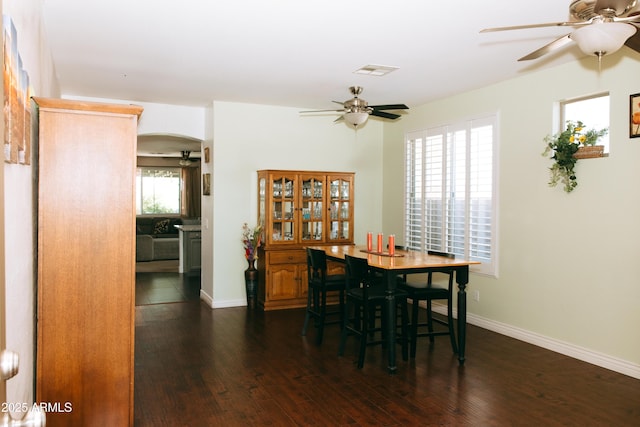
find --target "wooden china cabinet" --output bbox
[256,170,354,310]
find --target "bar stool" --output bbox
[398,250,458,358]
[338,254,408,368]
[301,247,346,345]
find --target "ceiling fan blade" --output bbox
[370,104,409,110]
[370,110,400,120]
[481,20,591,33]
[518,33,573,61]
[334,115,345,123]
[614,13,640,23]
[299,109,344,113]
[624,25,640,52]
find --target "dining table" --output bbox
[309,244,481,373]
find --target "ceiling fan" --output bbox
[480,0,640,61]
[300,86,409,128]
[179,151,198,166]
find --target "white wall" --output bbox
[3,0,59,410]
[203,101,384,306]
[383,49,640,376]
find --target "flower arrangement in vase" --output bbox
[242,223,262,264]
[542,120,608,193]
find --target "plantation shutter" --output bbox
[404,115,496,276]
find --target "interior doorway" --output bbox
[135,133,202,304]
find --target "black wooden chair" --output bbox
[301,247,346,345]
[398,250,458,358]
[338,254,408,368]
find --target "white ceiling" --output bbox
[137,134,202,158]
[41,1,637,115]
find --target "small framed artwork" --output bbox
[204,147,210,163]
[203,173,211,196]
[630,93,640,138]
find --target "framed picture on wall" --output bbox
[203,173,211,196]
[630,93,640,138]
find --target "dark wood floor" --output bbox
[133,277,640,426]
[135,271,200,305]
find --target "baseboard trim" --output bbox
[199,290,213,307]
[204,294,249,309]
[211,298,248,309]
[429,303,640,380]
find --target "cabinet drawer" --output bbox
[268,250,306,265]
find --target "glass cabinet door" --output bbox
[258,177,266,231]
[300,175,325,242]
[259,170,354,248]
[270,174,296,243]
[328,175,352,242]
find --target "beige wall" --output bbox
[383,49,640,376]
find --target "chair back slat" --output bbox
[307,247,328,281]
[344,255,371,291]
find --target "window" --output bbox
[561,93,610,152]
[136,167,182,215]
[404,114,498,276]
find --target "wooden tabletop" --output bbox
[308,245,480,271]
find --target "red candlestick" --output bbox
[389,235,395,255]
[367,232,372,252]
[377,233,383,253]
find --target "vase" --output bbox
[244,258,258,309]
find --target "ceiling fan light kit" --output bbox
[344,111,370,127]
[570,21,637,57]
[480,0,640,62]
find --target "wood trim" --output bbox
[32,97,143,119]
[257,169,355,175]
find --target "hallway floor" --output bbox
[135,272,200,306]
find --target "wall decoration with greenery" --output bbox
[542,120,608,193]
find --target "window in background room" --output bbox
[561,92,610,152]
[404,114,497,276]
[136,167,182,215]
